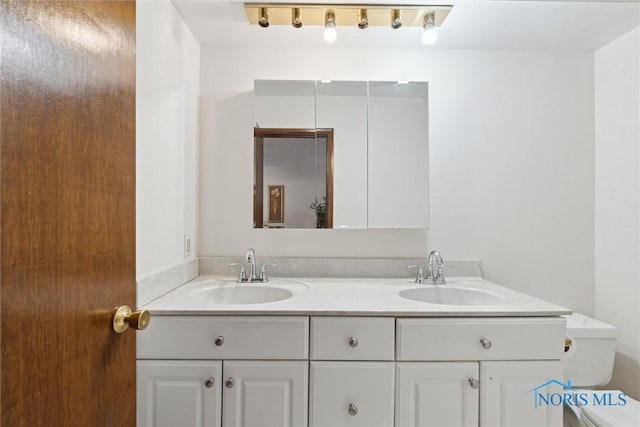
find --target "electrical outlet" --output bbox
[184,234,192,257]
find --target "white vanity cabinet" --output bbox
[480,361,563,426]
[137,316,309,427]
[137,314,566,427]
[396,317,566,427]
[396,362,479,427]
[309,317,396,427]
[309,317,395,427]
[222,361,308,427]
[310,361,395,427]
[137,360,222,427]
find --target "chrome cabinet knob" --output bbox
[205,377,215,388]
[480,338,492,349]
[225,377,235,388]
[348,337,359,348]
[468,378,479,389]
[348,403,358,416]
[214,336,224,346]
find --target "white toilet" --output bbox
[562,313,640,427]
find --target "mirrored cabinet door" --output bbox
[368,81,429,229]
[316,81,368,229]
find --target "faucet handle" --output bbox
[407,265,425,284]
[259,263,277,282]
[435,264,446,284]
[229,263,247,282]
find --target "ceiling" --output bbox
[171,0,640,50]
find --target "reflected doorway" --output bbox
[254,128,334,229]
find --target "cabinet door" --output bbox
[481,361,562,427]
[310,361,395,427]
[222,361,308,427]
[137,360,221,427]
[396,362,479,427]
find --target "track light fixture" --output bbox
[390,9,402,29]
[324,12,337,43]
[258,7,269,28]
[357,9,369,29]
[422,13,437,45]
[291,7,302,28]
[244,4,451,45]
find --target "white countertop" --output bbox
[142,275,571,317]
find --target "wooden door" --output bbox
[137,361,222,427]
[1,1,137,425]
[396,362,479,427]
[223,361,308,427]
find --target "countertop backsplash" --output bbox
[198,257,483,279]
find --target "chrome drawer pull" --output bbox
[468,378,479,389]
[349,337,359,348]
[348,403,358,416]
[205,377,215,388]
[480,338,492,349]
[225,377,235,388]
[214,336,224,346]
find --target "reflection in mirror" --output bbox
[254,128,333,228]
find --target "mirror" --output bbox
[368,81,429,228]
[254,80,428,229]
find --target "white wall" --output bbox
[594,27,640,399]
[262,137,319,228]
[200,46,594,313]
[136,0,199,279]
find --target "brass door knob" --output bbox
[113,305,151,334]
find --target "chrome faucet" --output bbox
[246,248,258,281]
[229,248,276,283]
[426,250,446,284]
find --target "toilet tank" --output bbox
[562,313,616,387]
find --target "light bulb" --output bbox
[422,14,437,45]
[422,27,438,45]
[324,13,336,43]
[324,26,337,43]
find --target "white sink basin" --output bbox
[399,286,506,306]
[189,280,306,305]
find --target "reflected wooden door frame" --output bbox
[254,128,333,229]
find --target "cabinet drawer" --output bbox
[137,316,309,359]
[311,317,394,360]
[396,317,566,361]
[310,361,395,427]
